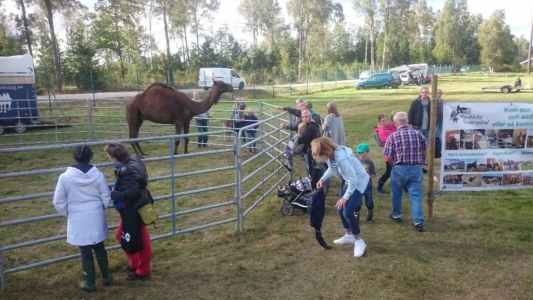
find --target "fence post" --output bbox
[87,99,94,141]
[259,102,265,195]
[289,74,292,96]
[335,68,337,88]
[272,70,275,97]
[136,69,140,93]
[170,138,177,234]
[90,67,95,102]
[321,69,323,91]
[253,72,256,98]
[45,66,52,110]
[306,70,309,94]
[235,131,244,231]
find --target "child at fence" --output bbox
[244,108,259,153]
[283,122,307,171]
[52,145,111,292]
[354,143,375,222]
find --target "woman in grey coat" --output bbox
[322,102,345,146]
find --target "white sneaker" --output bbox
[354,239,366,257]
[333,235,355,245]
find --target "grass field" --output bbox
[1,74,533,299]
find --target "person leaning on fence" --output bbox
[382,112,427,232]
[52,144,111,292]
[192,91,211,148]
[282,122,307,171]
[296,110,322,187]
[275,98,305,132]
[104,141,152,281]
[312,137,368,258]
[374,113,397,195]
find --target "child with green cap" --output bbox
[355,143,375,222]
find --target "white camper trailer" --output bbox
[198,68,246,90]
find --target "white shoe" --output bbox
[354,239,366,257]
[333,235,355,245]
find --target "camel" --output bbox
[126,80,233,157]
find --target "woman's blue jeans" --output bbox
[195,119,208,146]
[338,184,363,237]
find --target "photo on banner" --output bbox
[440,103,533,191]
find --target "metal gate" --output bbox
[0,102,293,290]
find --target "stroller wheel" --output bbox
[281,203,295,216]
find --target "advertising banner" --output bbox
[441,102,533,191]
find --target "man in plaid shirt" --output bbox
[382,112,427,232]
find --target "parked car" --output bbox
[399,74,412,85]
[460,66,470,73]
[359,70,374,80]
[198,67,246,90]
[355,73,401,90]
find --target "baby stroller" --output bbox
[276,177,313,216]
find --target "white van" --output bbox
[198,68,246,90]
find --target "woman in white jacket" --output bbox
[53,145,111,292]
[312,137,369,258]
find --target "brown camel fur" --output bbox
[126,80,233,157]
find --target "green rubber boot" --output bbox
[96,253,112,286]
[79,260,96,292]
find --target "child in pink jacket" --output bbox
[374,111,398,194]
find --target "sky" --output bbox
[2,0,532,51]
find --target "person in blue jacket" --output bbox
[312,137,369,258]
[244,108,259,153]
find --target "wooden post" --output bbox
[527,11,533,76]
[427,75,438,218]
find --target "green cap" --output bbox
[356,143,370,153]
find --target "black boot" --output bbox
[79,260,96,292]
[366,210,373,222]
[96,253,111,286]
[376,180,387,195]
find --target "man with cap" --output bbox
[354,143,375,222]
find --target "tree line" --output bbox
[0,0,529,92]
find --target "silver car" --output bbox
[359,70,373,80]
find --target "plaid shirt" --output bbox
[383,125,427,165]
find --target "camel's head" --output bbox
[211,80,233,101]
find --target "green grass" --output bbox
[1,74,533,299]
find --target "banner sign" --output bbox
[440,102,533,191]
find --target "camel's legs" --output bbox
[129,124,147,158]
[174,123,182,155]
[183,121,190,154]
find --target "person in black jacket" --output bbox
[104,141,152,281]
[276,101,321,131]
[297,110,322,188]
[408,87,431,143]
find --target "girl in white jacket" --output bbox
[53,145,111,292]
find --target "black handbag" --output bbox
[119,205,143,255]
